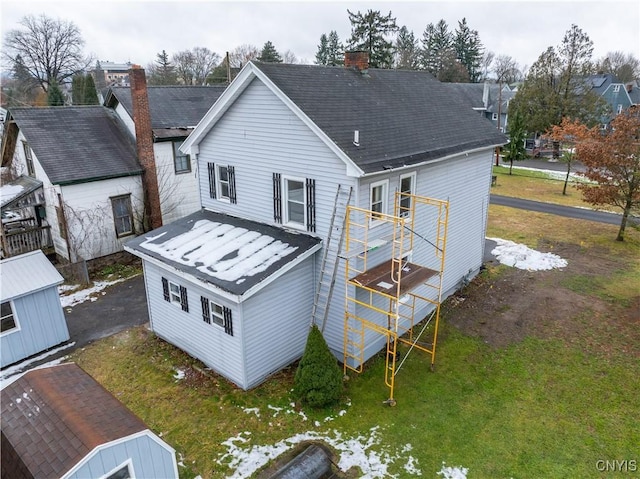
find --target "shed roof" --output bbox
[125,209,321,299]
[0,363,148,479]
[0,175,43,210]
[106,85,227,131]
[7,106,141,185]
[252,62,507,174]
[0,250,63,301]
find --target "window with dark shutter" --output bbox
[306,178,316,232]
[208,163,216,199]
[162,277,170,302]
[273,172,282,223]
[179,285,189,312]
[223,306,233,336]
[228,165,237,204]
[201,296,211,324]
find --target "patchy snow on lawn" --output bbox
[218,426,423,479]
[488,237,568,270]
[58,277,130,308]
[437,463,469,479]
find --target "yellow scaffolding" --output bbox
[342,191,449,406]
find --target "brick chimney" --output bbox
[344,51,369,72]
[129,65,162,231]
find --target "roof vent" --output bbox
[353,130,360,147]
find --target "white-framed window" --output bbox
[217,164,231,201]
[613,84,621,93]
[162,277,189,312]
[173,141,191,174]
[370,179,388,225]
[272,174,316,232]
[207,163,237,204]
[399,172,416,218]
[200,296,234,335]
[101,459,134,479]
[283,176,306,228]
[22,141,35,177]
[1,301,18,335]
[111,194,134,238]
[492,112,498,121]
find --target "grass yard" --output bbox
[69,208,639,478]
[68,174,639,478]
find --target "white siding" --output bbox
[197,78,357,240]
[142,261,246,388]
[114,103,135,136]
[60,177,144,261]
[242,255,316,389]
[152,141,200,223]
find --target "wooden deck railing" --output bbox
[1,220,53,258]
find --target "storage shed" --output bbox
[1,250,69,368]
[1,362,178,479]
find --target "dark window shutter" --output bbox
[223,306,233,336]
[228,165,237,204]
[180,285,189,312]
[162,277,170,302]
[273,173,282,223]
[306,178,316,232]
[208,163,216,199]
[201,296,211,324]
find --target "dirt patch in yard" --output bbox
[444,239,640,359]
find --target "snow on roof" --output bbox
[0,184,24,207]
[1,250,64,301]
[126,210,321,298]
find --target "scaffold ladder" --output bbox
[312,184,352,332]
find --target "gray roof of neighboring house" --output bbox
[8,106,141,185]
[1,363,149,479]
[106,85,227,130]
[253,62,508,174]
[0,250,63,301]
[125,209,322,298]
[586,73,620,95]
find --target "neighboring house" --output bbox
[449,81,515,133]
[0,106,144,262]
[586,73,640,128]
[126,53,507,391]
[0,250,68,368]
[1,362,178,479]
[0,175,51,258]
[92,60,133,88]
[104,81,226,224]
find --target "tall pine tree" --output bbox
[327,31,344,66]
[148,50,177,85]
[394,26,419,69]
[47,81,65,106]
[258,41,282,63]
[454,18,484,82]
[315,33,329,65]
[420,19,453,76]
[347,9,398,68]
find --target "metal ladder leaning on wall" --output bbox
[311,184,353,332]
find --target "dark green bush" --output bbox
[293,324,343,408]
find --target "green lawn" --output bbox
[68,174,639,479]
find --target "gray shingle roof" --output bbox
[9,106,141,185]
[1,363,148,479]
[125,209,321,298]
[107,85,226,130]
[254,62,507,174]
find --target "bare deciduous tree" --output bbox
[2,14,93,92]
[173,47,220,85]
[229,44,260,68]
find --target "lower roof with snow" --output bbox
[125,209,321,298]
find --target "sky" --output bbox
[1,0,639,74]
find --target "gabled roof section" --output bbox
[0,250,63,301]
[1,363,148,479]
[184,62,507,175]
[106,85,227,130]
[125,209,321,300]
[8,106,141,185]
